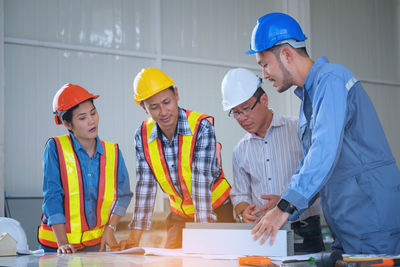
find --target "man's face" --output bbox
[231,93,270,137]
[142,87,179,133]
[256,50,293,93]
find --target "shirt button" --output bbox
[87,198,90,201]
[88,173,92,177]
[264,141,268,144]
[266,159,270,162]
[268,178,272,181]
[89,210,92,214]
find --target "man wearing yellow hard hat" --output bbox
[122,68,234,249]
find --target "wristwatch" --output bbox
[107,224,117,232]
[236,210,244,223]
[277,199,295,214]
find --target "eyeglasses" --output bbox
[228,94,262,119]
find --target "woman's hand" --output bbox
[99,225,120,252]
[57,243,76,254]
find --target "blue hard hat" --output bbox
[246,12,307,54]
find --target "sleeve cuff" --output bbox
[128,220,152,231]
[111,205,128,218]
[281,189,309,221]
[47,213,66,227]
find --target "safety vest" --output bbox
[38,135,118,249]
[141,109,231,218]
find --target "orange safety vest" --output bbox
[38,135,118,249]
[141,109,231,218]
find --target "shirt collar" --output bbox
[147,107,193,143]
[294,56,329,100]
[70,133,104,156]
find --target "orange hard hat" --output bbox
[52,83,99,125]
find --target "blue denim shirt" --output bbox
[42,133,133,228]
[281,57,400,253]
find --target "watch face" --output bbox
[278,199,289,210]
[278,199,294,214]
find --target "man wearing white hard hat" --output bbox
[221,68,324,253]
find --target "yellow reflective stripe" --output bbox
[82,227,104,242]
[38,227,101,245]
[180,135,192,195]
[180,111,203,196]
[187,111,202,133]
[38,228,57,243]
[58,136,82,235]
[146,119,175,195]
[211,180,230,203]
[182,204,195,214]
[169,196,194,215]
[169,196,182,210]
[100,141,117,225]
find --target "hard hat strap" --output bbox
[275,39,306,49]
[54,110,67,123]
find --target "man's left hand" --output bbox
[251,206,289,245]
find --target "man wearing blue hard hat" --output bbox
[247,12,400,254]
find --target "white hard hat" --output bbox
[221,68,262,111]
[0,217,30,254]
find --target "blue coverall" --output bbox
[281,57,400,254]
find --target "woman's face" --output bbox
[64,100,99,141]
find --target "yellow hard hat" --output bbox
[133,68,174,104]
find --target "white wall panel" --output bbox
[161,0,282,65]
[0,0,5,216]
[364,84,400,164]
[5,0,157,52]
[310,0,400,164]
[310,0,398,82]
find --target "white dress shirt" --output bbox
[230,111,322,221]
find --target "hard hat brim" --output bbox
[245,49,257,55]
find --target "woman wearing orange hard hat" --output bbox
[38,83,133,253]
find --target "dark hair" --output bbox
[62,99,94,123]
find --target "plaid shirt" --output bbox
[129,108,221,230]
